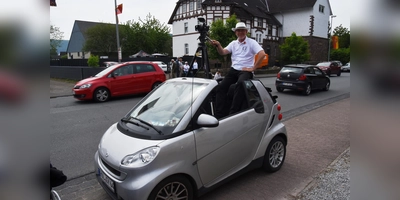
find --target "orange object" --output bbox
[332,36,339,49]
[254,54,269,68]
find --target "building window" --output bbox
[214,16,222,22]
[197,0,202,9]
[215,0,221,3]
[268,25,272,35]
[319,5,325,13]
[189,1,194,11]
[182,3,187,13]
[77,52,80,57]
[184,22,188,33]
[185,43,189,55]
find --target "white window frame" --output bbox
[184,22,188,33]
[189,1,194,11]
[185,43,189,55]
[197,0,202,9]
[182,3,187,13]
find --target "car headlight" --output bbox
[79,83,92,89]
[121,146,160,167]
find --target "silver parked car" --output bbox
[94,77,288,200]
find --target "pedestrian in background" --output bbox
[183,62,190,77]
[170,59,177,78]
[192,60,198,77]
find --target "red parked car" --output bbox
[73,61,166,102]
[316,61,341,76]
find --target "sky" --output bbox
[48,0,351,40]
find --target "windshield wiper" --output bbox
[123,116,163,135]
[121,117,149,131]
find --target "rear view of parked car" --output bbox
[73,61,166,102]
[152,61,168,73]
[316,61,341,76]
[275,64,330,95]
[341,62,350,72]
[94,78,287,200]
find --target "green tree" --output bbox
[330,48,350,64]
[123,14,171,55]
[50,25,64,57]
[82,24,125,55]
[207,15,238,68]
[87,55,99,67]
[280,32,310,64]
[333,24,350,49]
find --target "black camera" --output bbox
[195,18,209,33]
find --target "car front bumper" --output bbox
[72,89,92,100]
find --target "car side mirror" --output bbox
[197,114,219,128]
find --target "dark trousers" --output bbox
[215,68,253,118]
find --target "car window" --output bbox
[280,67,303,73]
[304,67,315,74]
[112,65,133,77]
[313,67,323,75]
[134,64,156,74]
[243,80,264,113]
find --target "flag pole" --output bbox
[114,0,122,63]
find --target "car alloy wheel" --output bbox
[303,84,311,96]
[262,137,286,173]
[149,175,193,200]
[94,87,110,102]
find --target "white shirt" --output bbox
[214,72,222,80]
[193,62,198,69]
[183,64,189,72]
[225,37,263,70]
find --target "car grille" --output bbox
[100,157,121,177]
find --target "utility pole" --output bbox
[114,0,122,63]
[328,15,336,61]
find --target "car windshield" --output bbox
[281,67,303,73]
[317,62,330,66]
[127,81,208,133]
[94,64,121,77]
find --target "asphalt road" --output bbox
[50,73,350,199]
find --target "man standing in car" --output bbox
[210,22,266,118]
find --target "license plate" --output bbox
[99,168,115,193]
[282,83,292,86]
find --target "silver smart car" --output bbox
[94,77,287,200]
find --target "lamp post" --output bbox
[328,15,336,61]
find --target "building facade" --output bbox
[168,0,333,65]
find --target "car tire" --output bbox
[323,80,330,91]
[93,87,110,102]
[262,136,286,173]
[148,175,193,200]
[152,82,162,90]
[276,87,284,92]
[302,84,311,96]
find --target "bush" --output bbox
[330,48,350,64]
[87,55,99,67]
[60,54,68,59]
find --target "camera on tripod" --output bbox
[195,18,209,33]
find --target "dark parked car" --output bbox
[275,64,330,95]
[316,61,341,76]
[73,61,166,102]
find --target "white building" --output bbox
[168,0,334,64]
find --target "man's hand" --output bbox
[210,40,220,48]
[242,67,255,72]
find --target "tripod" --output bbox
[187,19,212,79]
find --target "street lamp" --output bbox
[328,15,336,61]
